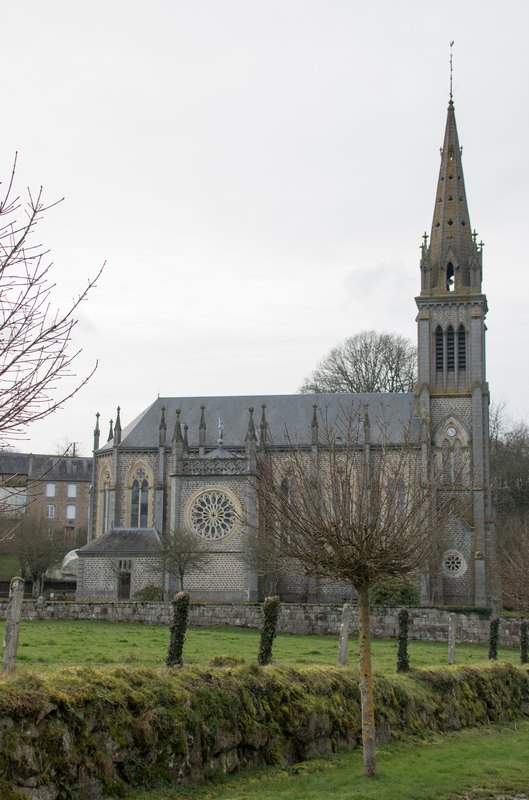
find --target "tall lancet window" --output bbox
[446,325,455,371]
[457,324,467,370]
[131,468,149,527]
[446,262,455,292]
[435,326,444,372]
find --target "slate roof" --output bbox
[99,393,419,451]
[0,453,92,482]
[78,528,161,557]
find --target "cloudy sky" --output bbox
[2,0,528,454]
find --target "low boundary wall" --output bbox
[0,599,523,647]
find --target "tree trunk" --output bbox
[357,586,376,777]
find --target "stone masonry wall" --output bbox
[0,600,523,647]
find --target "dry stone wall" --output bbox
[0,600,523,647]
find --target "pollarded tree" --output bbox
[0,156,103,447]
[299,330,416,394]
[252,409,462,777]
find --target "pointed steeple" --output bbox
[311,404,319,446]
[107,419,114,442]
[245,406,257,444]
[93,412,100,451]
[421,99,482,295]
[159,406,167,447]
[172,408,183,444]
[113,406,122,446]
[199,405,206,457]
[259,405,268,451]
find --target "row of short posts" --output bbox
[3,590,529,672]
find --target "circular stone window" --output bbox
[189,490,237,540]
[442,549,467,578]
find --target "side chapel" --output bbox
[76,95,496,608]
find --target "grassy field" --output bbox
[1,620,527,799]
[129,722,529,800]
[0,618,521,673]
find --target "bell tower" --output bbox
[416,96,496,608]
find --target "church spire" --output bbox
[421,99,482,295]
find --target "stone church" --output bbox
[77,96,495,608]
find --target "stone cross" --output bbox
[2,576,25,674]
[337,602,353,666]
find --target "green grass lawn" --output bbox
[0,619,521,674]
[129,722,529,800]
[1,620,527,799]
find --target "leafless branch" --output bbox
[0,156,103,447]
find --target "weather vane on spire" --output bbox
[449,40,455,100]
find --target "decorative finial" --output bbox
[449,40,455,101]
[218,417,224,447]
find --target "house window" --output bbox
[46,504,56,519]
[66,504,76,520]
[46,483,56,498]
[67,484,77,498]
[131,469,148,528]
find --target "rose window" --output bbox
[190,491,236,539]
[442,550,467,577]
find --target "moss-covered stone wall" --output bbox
[1,662,529,799]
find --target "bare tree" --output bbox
[299,330,416,394]
[251,409,462,777]
[11,517,65,597]
[0,156,103,447]
[241,528,284,597]
[501,515,529,613]
[489,405,529,597]
[160,528,209,592]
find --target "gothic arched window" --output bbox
[446,261,455,291]
[435,326,444,372]
[131,468,149,527]
[446,325,455,371]
[457,324,466,370]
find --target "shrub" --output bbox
[397,608,409,672]
[133,584,164,601]
[371,578,420,606]
[258,595,281,665]
[166,591,190,667]
[489,617,500,661]
[521,621,528,665]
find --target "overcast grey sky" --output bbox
[3,0,528,454]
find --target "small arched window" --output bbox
[435,326,444,372]
[457,324,466,370]
[446,325,455,371]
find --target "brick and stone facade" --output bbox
[0,452,92,550]
[78,97,496,608]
